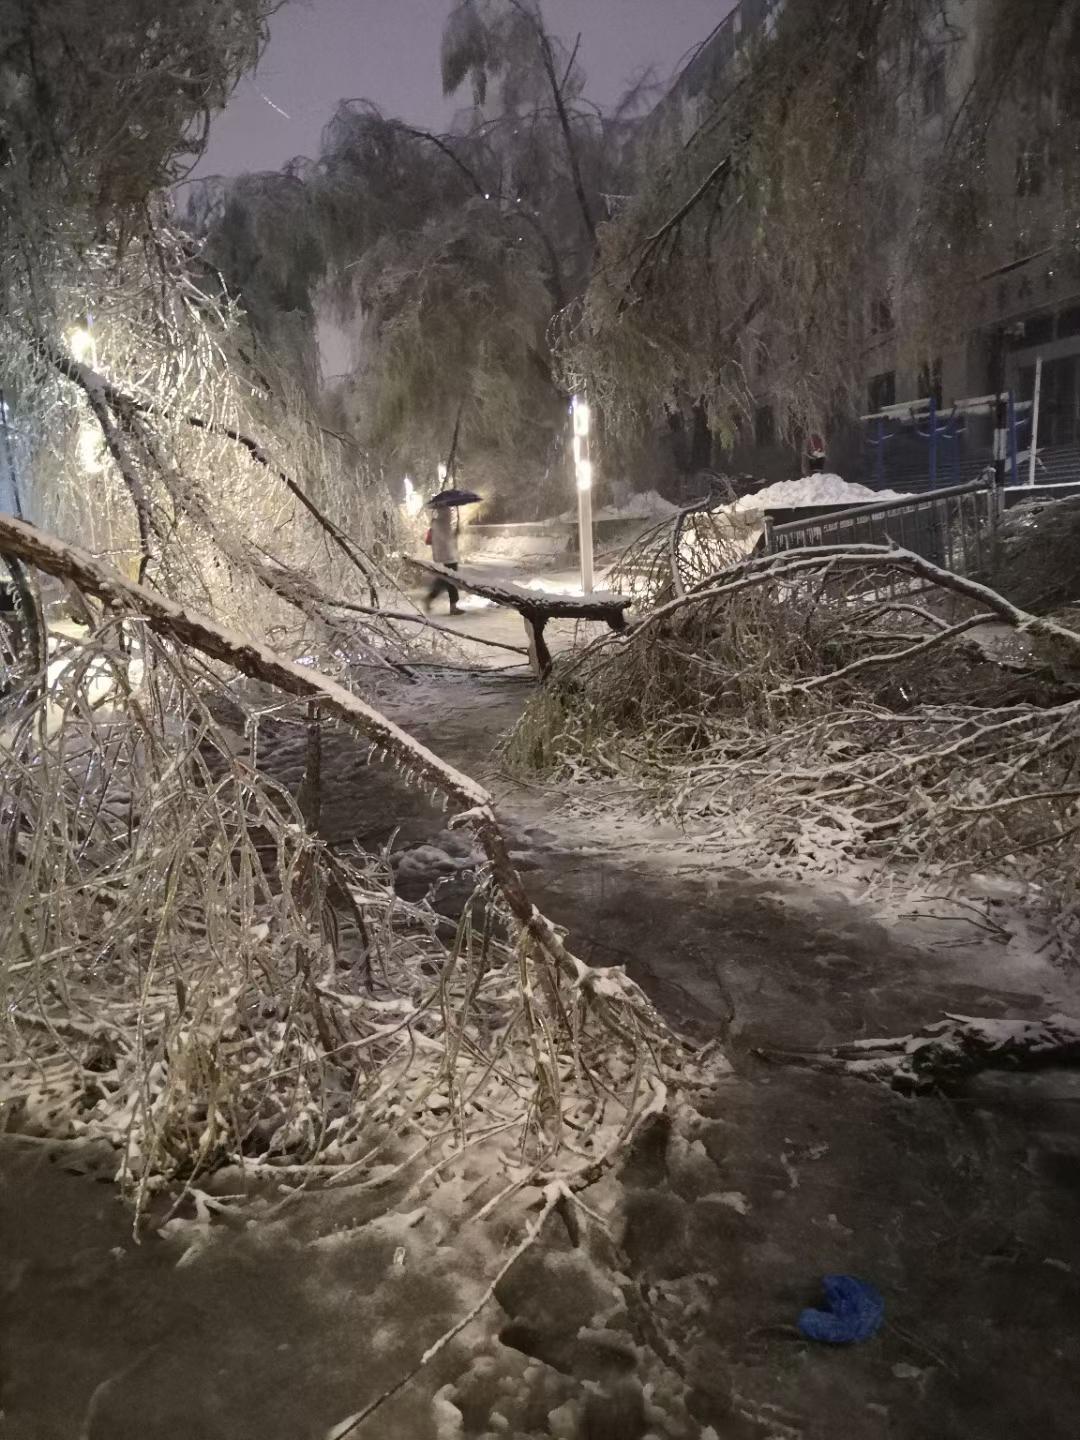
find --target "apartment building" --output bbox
[858,1,1080,490]
[647,0,1080,491]
[644,0,784,153]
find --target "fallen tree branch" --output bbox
[247,559,415,676]
[47,348,157,582]
[46,340,416,676]
[617,544,1080,680]
[508,529,1080,897]
[44,341,382,606]
[0,514,484,797]
[325,598,527,656]
[759,1013,1080,1093]
[253,558,528,657]
[0,513,661,1034]
[180,412,382,606]
[778,611,998,695]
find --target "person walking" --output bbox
[424,505,463,615]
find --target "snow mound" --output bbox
[593,488,679,522]
[735,474,911,512]
[556,489,678,524]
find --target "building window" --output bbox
[923,51,946,117]
[1015,312,1055,348]
[1032,355,1080,447]
[868,371,896,413]
[870,295,894,335]
[918,358,944,410]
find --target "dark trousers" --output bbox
[427,563,459,608]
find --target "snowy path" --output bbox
[7,660,1080,1439]
[362,671,1080,1438]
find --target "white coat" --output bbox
[429,507,459,565]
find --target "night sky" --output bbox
[196,0,735,178]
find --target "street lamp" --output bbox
[71,319,103,472]
[76,423,104,475]
[69,324,97,369]
[571,394,594,594]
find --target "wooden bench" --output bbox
[412,560,632,679]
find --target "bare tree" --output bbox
[193,5,643,515]
[0,0,402,644]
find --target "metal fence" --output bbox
[763,478,1001,576]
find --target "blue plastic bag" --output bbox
[798,1274,884,1344]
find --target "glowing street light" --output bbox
[68,324,97,369]
[571,394,594,594]
[76,422,104,475]
[71,319,102,473]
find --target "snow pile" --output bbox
[557,489,679,524]
[593,488,679,522]
[463,529,572,564]
[735,474,911,512]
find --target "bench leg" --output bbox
[524,614,553,680]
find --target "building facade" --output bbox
[646,0,1080,493]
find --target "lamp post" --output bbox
[572,395,594,594]
[70,320,104,475]
[69,321,98,370]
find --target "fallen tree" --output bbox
[506,543,1080,930]
[983,493,1080,619]
[0,512,642,1005]
[0,512,691,1230]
